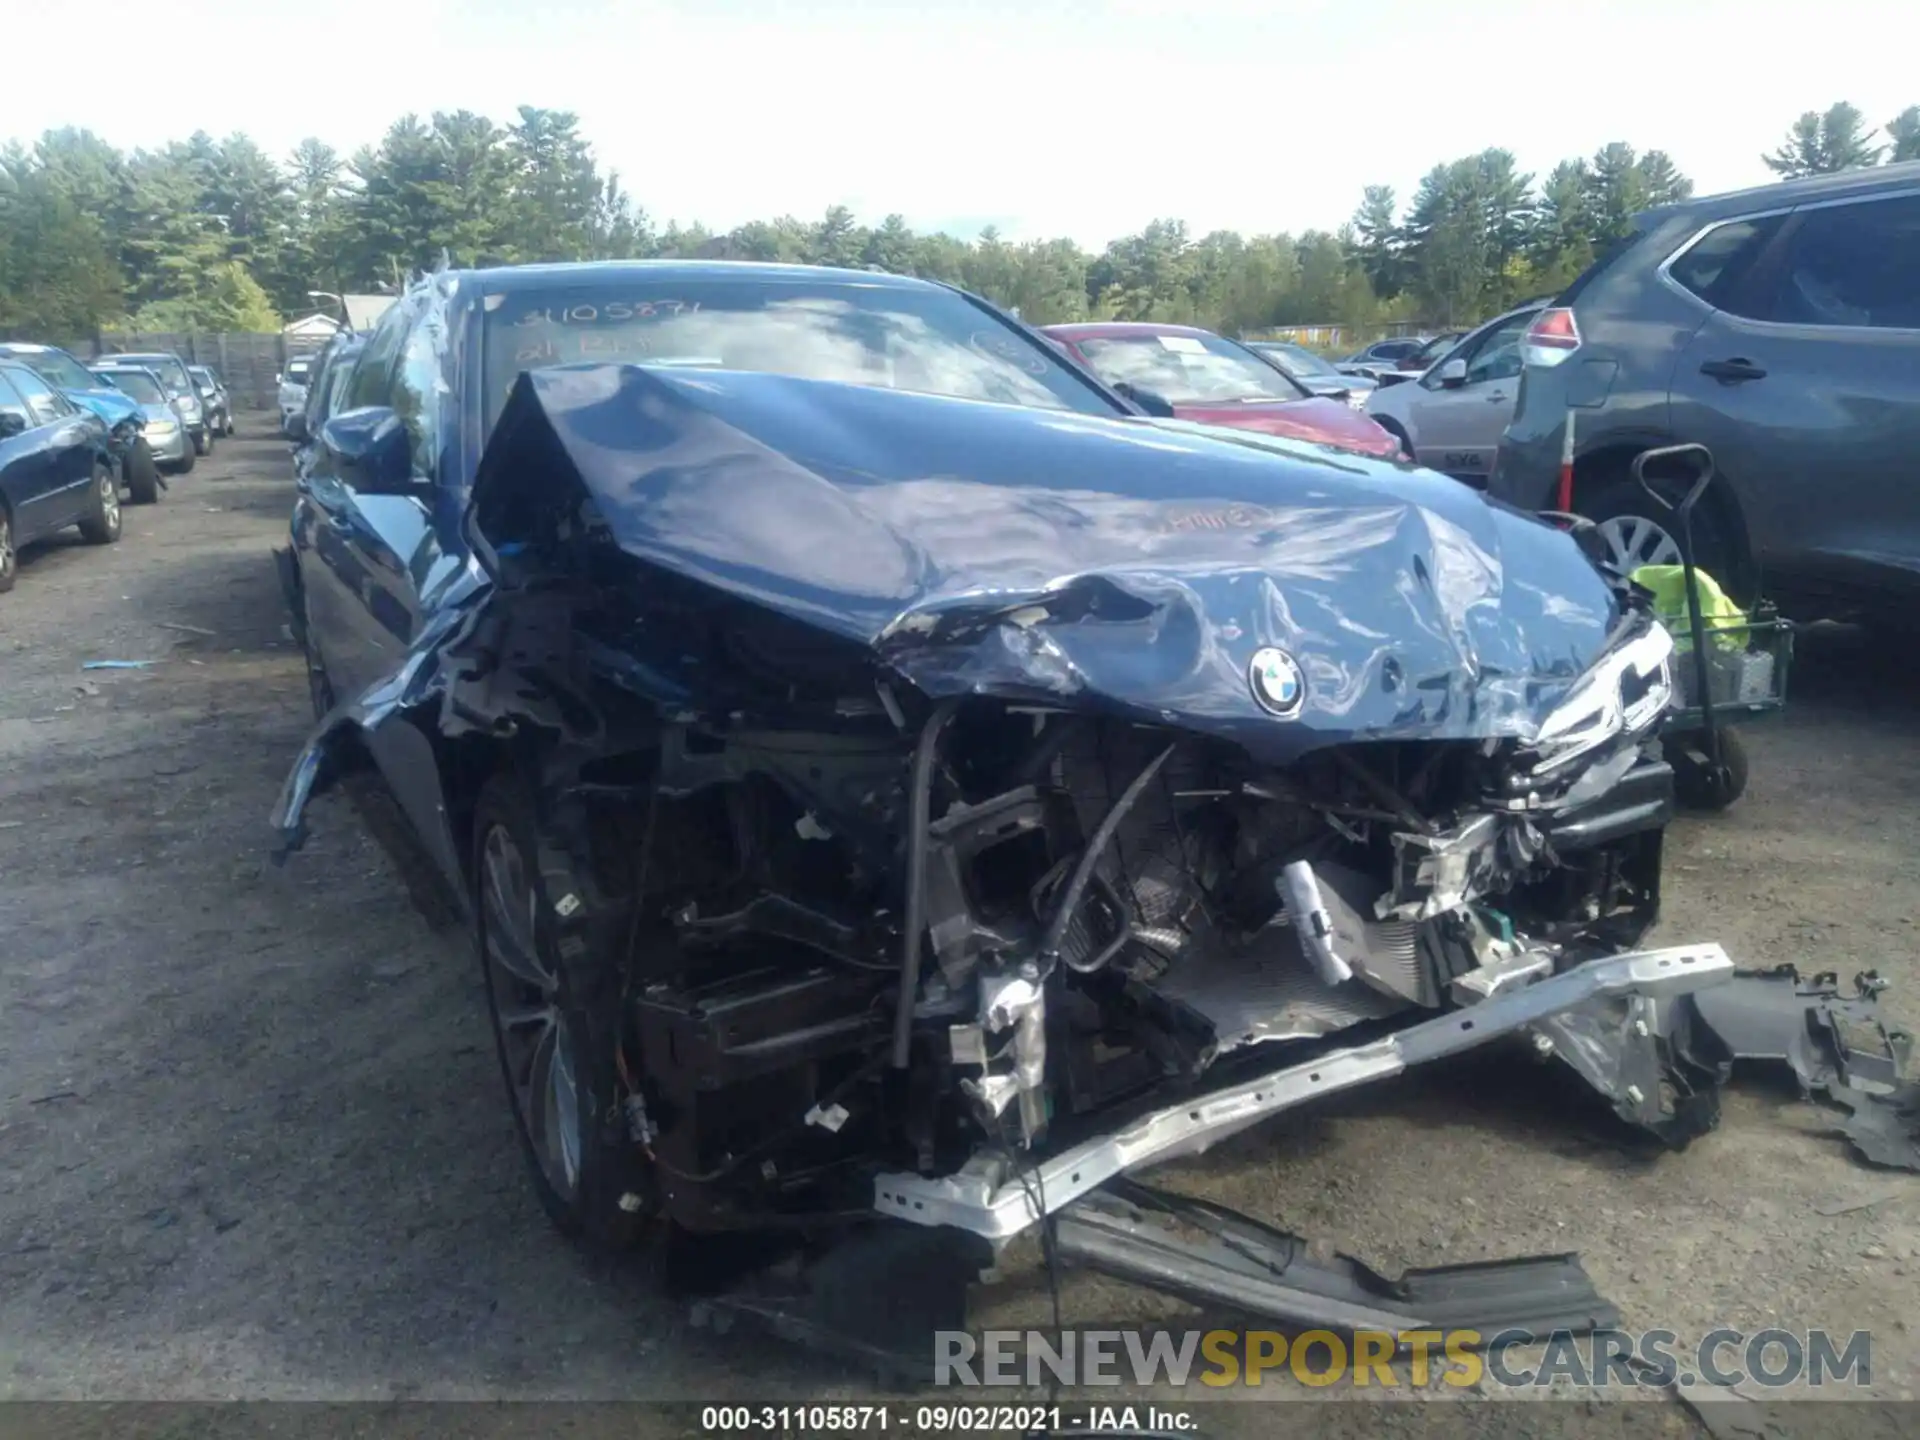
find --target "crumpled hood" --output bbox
[67,385,141,429]
[472,364,1623,765]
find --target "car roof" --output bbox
[0,342,58,354]
[448,258,938,297]
[1041,321,1220,341]
[114,351,185,362]
[1642,159,1920,226]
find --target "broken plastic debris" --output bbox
[805,1103,851,1133]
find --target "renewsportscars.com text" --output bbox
[934,1327,1872,1390]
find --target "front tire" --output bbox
[473,774,653,1250]
[164,446,196,476]
[77,462,123,545]
[193,427,213,457]
[0,507,16,594]
[125,439,162,504]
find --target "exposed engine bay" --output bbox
[588,616,1688,1238]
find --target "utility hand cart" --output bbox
[1546,442,1792,810]
[1629,443,1792,809]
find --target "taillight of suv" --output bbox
[1521,308,1581,368]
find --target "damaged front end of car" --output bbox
[272,364,1910,1362]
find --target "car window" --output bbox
[1072,334,1306,405]
[12,347,100,392]
[1260,344,1335,378]
[1746,194,1920,330]
[347,305,410,412]
[1666,215,1786,311]
[7,367,70,425]
[1462,312,1536,385]
[0,372,30,429]
[125,357,193,396]
[390,311,446,479]
[482,279,1120,431]
[100,370,166,406]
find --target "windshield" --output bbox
[189,366,216,386]
[285,360,314,384]
[120,356,192,395]
[1073,334,1307,405]
[481,280,1115,431]
[8,347,100,392]
[1257,343,1336,378]
[98,370,166,405]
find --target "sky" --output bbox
[5,0,1914,249]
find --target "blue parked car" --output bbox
[0,342,163,503]
[0,358,122,594]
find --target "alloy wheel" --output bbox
[0,512,14,583]
[1594,513,1680,573]
[100,471,122,529]
[480,823,583,1200]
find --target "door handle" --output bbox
[1486,391,1509,403]
[1700,358,1767,383]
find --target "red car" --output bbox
[1042,321,1402,459]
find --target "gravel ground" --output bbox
[2,433,1916,1434]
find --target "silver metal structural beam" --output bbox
[872,944,1734,1239]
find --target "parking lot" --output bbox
[3,430,1919,1416]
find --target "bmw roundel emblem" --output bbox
[1248,647,1306,718]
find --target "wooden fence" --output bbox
[56,331,332,412]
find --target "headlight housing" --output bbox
[1526,621,1674,778]
[174,395,201,418]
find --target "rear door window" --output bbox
[1743,193,1920,329]
[1665,215,1787,311]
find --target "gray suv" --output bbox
[1490,162,1920,614]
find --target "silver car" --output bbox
[91,365,194,472]
[278,356,317,436]
[1243,341,1376,404]
[1362,302,1547,481]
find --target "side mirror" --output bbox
[1432,358,1469,389]
[0,412,26,439]
[286,411,310,445]
[319,406,417,495]
[1114,380,1178,418]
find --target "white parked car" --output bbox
[1362,302,1547,482]
[277,356,318,437]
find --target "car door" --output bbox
[3,368,94,530]
[1670,188,1920,604]
[300,294,464,703]
[298,303,413,701]
[0,371,58,544]
[1400,310,1536,479]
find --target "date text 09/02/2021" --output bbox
[699,1405,1195,1433]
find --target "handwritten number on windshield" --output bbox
[511,300,701,327]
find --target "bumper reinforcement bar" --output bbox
[873,943,1735,1239]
